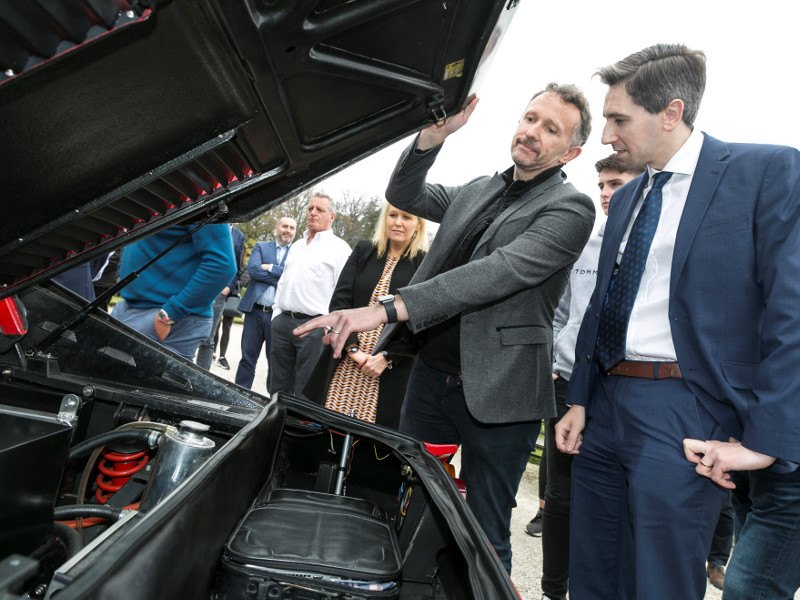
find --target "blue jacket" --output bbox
[237,240,289,313]
[567,135,800,465]
[119,223,236,319]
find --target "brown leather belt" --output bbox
[607,360,682,379]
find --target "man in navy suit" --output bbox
[234,216,296,390]
[555,44,800,599]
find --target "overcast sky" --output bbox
[322,0,799,215]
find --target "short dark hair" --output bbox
[531,82,592,147]
[594,154,645,176]
[596,43,706,126]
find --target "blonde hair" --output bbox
[372,202,429,259]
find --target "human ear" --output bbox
[662,99,685,132]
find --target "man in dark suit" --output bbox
[234,216,296,390]
[297,83,596,571]
[555,43,800,599]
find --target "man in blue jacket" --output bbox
[112,224,236,361]
[556,43,800,599]
[235,216,297,391]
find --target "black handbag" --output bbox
[222,295,242,318]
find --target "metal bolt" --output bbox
[82,385,94,397]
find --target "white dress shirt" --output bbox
[617,128,705,361]
[273,228,351,317]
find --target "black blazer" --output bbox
[305,240,425,428]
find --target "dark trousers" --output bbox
[218,314,234,357]
[538,444,547,501]
[569,375,728,600]
[729,470,752,539]
[707,493,734,567]
[399,358,539,573]
[541,376,573,600]
[268,312,325,399]
[196,293,225,369]
[234,309,274,390]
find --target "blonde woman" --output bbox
[307,203,428,428]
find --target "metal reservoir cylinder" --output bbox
[139,420,215,511]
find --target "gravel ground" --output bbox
[209,321,793,600]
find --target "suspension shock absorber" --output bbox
[95,442,150,504]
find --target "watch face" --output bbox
[378,294,394,304]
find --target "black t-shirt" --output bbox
[420,165,562,374]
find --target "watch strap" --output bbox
[382,299,398,324]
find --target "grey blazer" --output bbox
[385,140,595,424]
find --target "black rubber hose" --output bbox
[53,521,83,557]
[67,429,160,462]
[53,505,123,522]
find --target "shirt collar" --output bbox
[499,164,562,189]
[648,128,704,180]
[302,228,335,242]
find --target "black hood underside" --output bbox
[0,0,515,299]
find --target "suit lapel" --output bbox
[412,175,505,283]
[473,170,563,256]
[670,135,729,297]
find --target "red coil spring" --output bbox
[95,449,149,504]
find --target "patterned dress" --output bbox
[324,255,399,422]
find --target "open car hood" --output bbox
[0,0,515,299]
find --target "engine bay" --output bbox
[0,284,515,600]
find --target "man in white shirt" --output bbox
[269,193,351,398]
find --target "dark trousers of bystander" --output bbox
[268,312,325,399]
[541,376,573,600]
[399,358,539,574]
[235,309,274,390]
[197,293,225,369]
[707,494,734,569]
[218,314,234,357]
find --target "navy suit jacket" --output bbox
[566,134,800,465]
[237,240,288,313]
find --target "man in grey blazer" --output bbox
[296,83,595,571]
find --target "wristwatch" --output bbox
[380,350,393,370]
[377,294,397,324]
[156,308,175,325]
